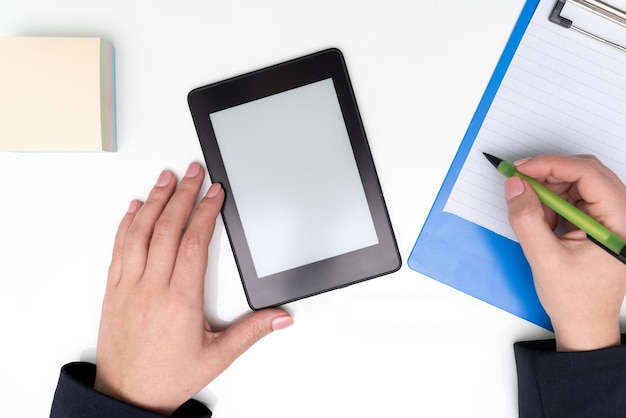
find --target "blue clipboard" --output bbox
[408,0,552,331]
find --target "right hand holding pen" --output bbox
[504,154,626,352]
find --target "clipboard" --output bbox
[408,0,626,331]
[550,0,626,51]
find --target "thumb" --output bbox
[505,176,561,266]
[211,309,293,367]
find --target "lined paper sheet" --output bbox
[444,0,626,241]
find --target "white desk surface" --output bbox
[1,1,562,416]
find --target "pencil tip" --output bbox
[483,152,502,169]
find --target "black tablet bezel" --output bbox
[188,48,401,309]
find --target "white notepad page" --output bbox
[444,0,626,242]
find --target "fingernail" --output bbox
[185,162,201,178]
[271,316,294,331]
[514,157,532,166]
[505,177,525,201]
[127,200,141,214]
[155,170,172,187]
[205,183,222,198]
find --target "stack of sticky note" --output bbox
[0,37,116,152]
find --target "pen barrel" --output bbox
[519,173,626,254]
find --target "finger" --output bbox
[575,154,623,184]
[121,170,177,282]
[170,183,224,301]
[517,155,626,236]
[505,177,563,268]
[542,203,559,231]
[515,155,614,204]
[143,163,205,285]
[107,200,143,288]
[207,309,293,372]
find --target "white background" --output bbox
[0,1,579,416]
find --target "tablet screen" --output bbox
[210,78,379,278]
[189,48,401,309]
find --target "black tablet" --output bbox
[188,48,401,309]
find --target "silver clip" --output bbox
[550,0,626,52]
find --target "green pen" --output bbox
[483,152,626,265]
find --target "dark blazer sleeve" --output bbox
[514,334,626,418]
[50,362,212,418]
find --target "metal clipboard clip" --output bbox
[550,0,626,52]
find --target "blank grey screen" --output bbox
[210,78,379,278]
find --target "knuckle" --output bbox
[508,200,538,230]
[246,323,268,346]
[581,155,602,169]
[174,179,201,200]
[180,230,205,254]
[153,216,178,239]
[577,154,608,176]
[198,192,222,213]
[577,153,599,162]
[125,223,151,244]
[142,194,165,212]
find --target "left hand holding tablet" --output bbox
[93,163,293,415]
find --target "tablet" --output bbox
[188,48,401,309]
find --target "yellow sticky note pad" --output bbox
[0,37,116,151]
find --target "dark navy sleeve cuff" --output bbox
[50,362,212,418]
[514,334,626,418]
